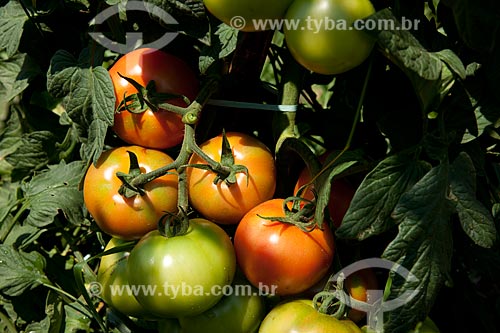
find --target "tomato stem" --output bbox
[308,55,373,186]
[275,49,304,152]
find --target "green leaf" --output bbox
[5,131,59,181]
[314,150,362,228]
[145,0,206,19]
[0,215,46,249]
[382,163,453,332]
[21,161,87,227]
[199,22,239,74]
[449,152,496,248]
[0,183,18,225]
[0,1,28,57]
[0,52,40,104]
[46,291,64,333]
[460,66,500,143]
[63,301,92,333]
[433,49,466,80]
[0,244,50,297]
[24,316,51,333]
[47,49,115,164]
[364,9,464,114]
[336,152,431,240]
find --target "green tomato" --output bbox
[97,238,148,318]
[126,218,236,318]
[259,299,362,333]
[178,280,265,333]
[284,0,376,75]
[203,0,294,32]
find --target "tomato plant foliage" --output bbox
[0,0,500,332]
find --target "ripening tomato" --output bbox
[126,218,236,318]
[186,132,276,225]
[294,165,356,228]
[284,0,376,74]
[203,0,294,32]
[109,48,199,149]
[97,238,148,318]
[345,268,378,322]
[234,198,335,296]
[83,146,178,240]
[259,299,362,333]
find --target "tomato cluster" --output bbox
[203,0,376,74]
[82,43,439,332]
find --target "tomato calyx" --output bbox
[115,150,176,198]
[116,73,189,114]
[186,130,249,186]
[312,274,348,320]
[158,209,190,238]
[257,196,321,232]
[115,150,147,198]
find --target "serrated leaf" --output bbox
[145,0,206,18]
[0,52,40,104]
[0,1,28,57]
[22,161,87,227]
[47,49,115,164]
[364,9,463,113]
[5,131,59,181]
[24,316,51,333]
[433,49,466,80]
[0,182,18,224]
[382,163,453,333]
[314,151,362,228]
[364,9,441,81]
[1,216,45,249]
[199,22,238,73]
[449,152,496,248]
[460,69,500,143]
[336,152,431,240]
[63,301,92,333]
[0,244,49,296]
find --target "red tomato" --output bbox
[186,132,276,225]
[234,198,335,296]
[109,48,199,149]
[294,160,356,228]
[83,146,178,240]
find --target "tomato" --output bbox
[178,279,266,333]
[294,165,356,228]
[109,48,199,149]
[203,0,294,32]
[284,0,376,75]
[345,268,378,322]
[186,132,276,225]
[234,198,335,296]
[126,218,236,318]
[96,238,148,318]
[83,146,178,240]
[259,299,362,333]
